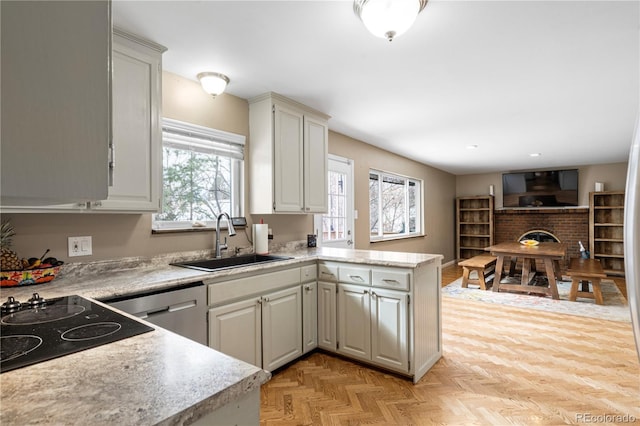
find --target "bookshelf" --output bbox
[589,191,625,276]
[456,196,494,261]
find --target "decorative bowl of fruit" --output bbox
[0,222,64,287]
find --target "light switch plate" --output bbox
[68,236,92,257]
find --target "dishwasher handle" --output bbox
[138,299,198,319]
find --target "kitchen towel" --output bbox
[253,224,268,254]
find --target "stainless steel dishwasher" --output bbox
[104,282,207,345]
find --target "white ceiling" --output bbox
[112,0,639,175]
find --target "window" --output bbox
[153,118,245,231]
[369,170,422,241]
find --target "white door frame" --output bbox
[314,154,355,249]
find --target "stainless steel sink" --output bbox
[171,254,292,272]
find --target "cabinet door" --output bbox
[318,281,337,351]
[302,282,318,354]
[1,1,110,206]
[273,104,304,212]
[337,284,371,362]
[303,115,328,213]
[262,286,302,371]
[208,298,262,367]
[370,288,409,372]
[96,31,163,212]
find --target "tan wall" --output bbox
[456,162,629,208]
[329,132,456,261]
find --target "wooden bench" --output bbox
[566,258,607,305]
[459,255,497,290]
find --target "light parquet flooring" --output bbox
[260,265,640,425]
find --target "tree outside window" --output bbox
[369,170,422,241]
[156,147,232,222]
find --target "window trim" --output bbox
[152,118,245,232]
[369,169,424,242]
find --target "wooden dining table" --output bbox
[485,242,568,299]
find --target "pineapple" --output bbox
[1,221,23,271]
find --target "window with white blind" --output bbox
[152,118,245,231]
[369,169,422,241]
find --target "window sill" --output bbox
[152,226,215,235]
[370,233,425,243]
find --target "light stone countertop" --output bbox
[0,245,442,425]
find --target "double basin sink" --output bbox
[172,254,292,272]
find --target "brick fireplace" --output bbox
[494,208,589,269]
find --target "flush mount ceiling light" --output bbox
[197,72,230,97]
[353,0,428,42]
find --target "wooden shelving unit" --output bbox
[456,196,494,262]
[589,191,625,276]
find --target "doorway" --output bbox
[314,155,355,248]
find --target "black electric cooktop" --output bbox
[0,294,154,373]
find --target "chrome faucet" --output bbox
[215,213,236,258]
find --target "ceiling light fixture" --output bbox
[466,145,479,150]
[529,153,542,157]
[353,0,428,42]
[197,72,230,97]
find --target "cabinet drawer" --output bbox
[300,264,317,282]
[339,265,371,285]
[208,267,301,305]
[318,263,338,282]
[372,268,411,291]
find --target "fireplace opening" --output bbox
[518,229,561,243]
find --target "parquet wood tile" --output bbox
[260,265,639,425]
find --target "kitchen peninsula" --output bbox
[0,247,442,425]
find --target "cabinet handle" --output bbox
[363,289,369,294]
[257,299,262,305]
[304,285,311,291]
[383,279,400,284]
[349,275,364,282]
[371,291,377,298]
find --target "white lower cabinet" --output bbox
[337,284,408,373]
[209,285,302,372]
[302,282,318,354]
[317,281,337,351]
[208,297,262,367]
[262,286,303,371]
[370,287,409,372]
[337,283,371,361]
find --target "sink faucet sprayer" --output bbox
[215,213,236,258]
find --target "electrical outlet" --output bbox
[68,236,93,257]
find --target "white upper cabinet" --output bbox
[1,27,166,213]
[95,29,166,212]
[249,92,329,214]
[1,1,111,206]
